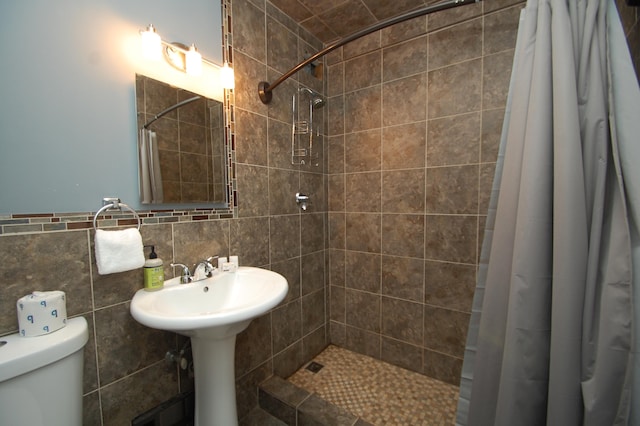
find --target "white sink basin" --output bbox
[129,266,288,426]
[130,266,288,338]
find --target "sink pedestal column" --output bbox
[190,334,239,426]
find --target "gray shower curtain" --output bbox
[456,0,640,425]
[139,128,164,204]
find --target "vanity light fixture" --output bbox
[139,24,234,87]
[220,61,235,89]
[185,44,202,76]
[140,24,161,61]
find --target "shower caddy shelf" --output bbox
[291,88,323,166]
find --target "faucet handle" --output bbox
[170,263,192,283]
[192,256,219,280]
[201,256,219,275]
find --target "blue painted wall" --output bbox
[0,0,222,213]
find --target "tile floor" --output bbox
[288,345,460,425]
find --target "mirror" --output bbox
[135,74,227,205]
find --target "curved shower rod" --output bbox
[143,95,201,129]
[258,0,480,104]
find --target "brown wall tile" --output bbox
[302,251,325,294]
[381,214,424,258]
[230,217,270,266]
[272,257,302,303]
[302,289,325,334]
[425,215,477,264]
[484,5,521,55]
[482,50,515,110]
[424,260,475,312]
[234,0,267,63]
[345,86,382,132]
[346,213,381,253]
[382,122,426,170]
[424,306,470,357]
[381,169,425,214]
[345,289,380,333]
[381,255,424,302]
[95,303,175,385]
[345,325,381,358]
[269,215,301,262]
[236,109,269,166]
[236,313,273,377]
[236,164,270,218]
[100,362,178,426]
[345,129,382,172]
[428,18,482,71]
[428,59,482,119]
[381,297,423,345]
[272,300,303,353]
[345,51,382,92]
[273,340,305,378]
[381,337,423,374]
[345,172,381,212]
[0,232,92,333]
[382,74,427,126]
[382,35,429,82]
[426,165,479,214]
[345,251,381,293]
[330,285,346,322]
[427,112,480,167]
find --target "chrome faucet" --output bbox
[192,257,218,281]
[170,263,193,284]
[171,256,218,284]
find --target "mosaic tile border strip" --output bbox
[0,209,234,235]
[222,0,237,216]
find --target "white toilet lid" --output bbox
[0,316,88,382]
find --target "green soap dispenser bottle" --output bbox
[143,245,164,291]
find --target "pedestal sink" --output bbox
[130,267,288,426]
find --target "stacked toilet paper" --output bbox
[16,291,68,337]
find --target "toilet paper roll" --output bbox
[16,291,68,337]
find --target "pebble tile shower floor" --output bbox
[287,345,459,425]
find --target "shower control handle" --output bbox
[296,193,310,211]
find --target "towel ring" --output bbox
[93,198,142,231]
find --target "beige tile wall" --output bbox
[327,0,640,386]
[327,1,523,385]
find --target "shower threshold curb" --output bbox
[258,375,374,426]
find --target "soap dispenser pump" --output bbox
[143,245,164,291]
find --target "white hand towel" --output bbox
[94,228,145,275]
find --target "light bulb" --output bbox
[220,61,235,89]
[140,24,161,61]
[185,44,202,76]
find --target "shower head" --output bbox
[312,97,326,109]
[299,87,326,109]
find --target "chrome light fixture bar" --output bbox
[140,24,234,88]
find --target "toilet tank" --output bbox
[0,316,89,426]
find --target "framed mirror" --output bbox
[135,74,228,205]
